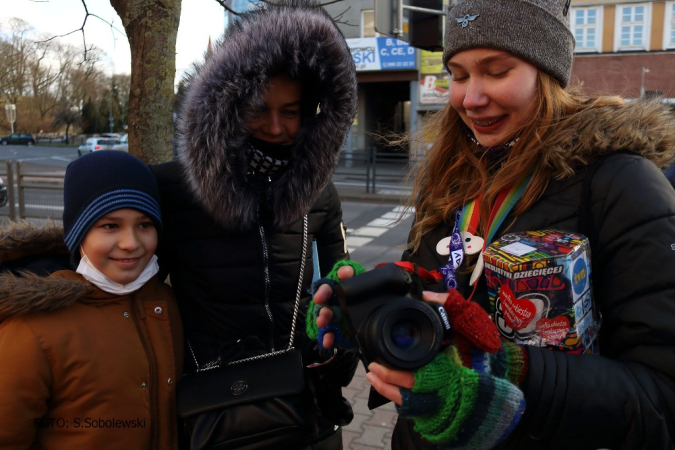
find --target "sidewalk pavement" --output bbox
[335,185,409,206]
[335,181,405,449]
[342,364,396,450]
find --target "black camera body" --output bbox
[334,263,452,371]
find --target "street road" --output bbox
[0,145,77,171]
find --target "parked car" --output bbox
[0,133,36,146]
[112,134,129,152]
[0,177,7,208]
[77,138,119,156]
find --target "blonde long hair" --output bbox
[407,71,623,253]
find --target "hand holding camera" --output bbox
[313,264,356,349]
[333,263,453,370]
[360,280,528,449]
[312,262,529,448]
[313,262,501,370]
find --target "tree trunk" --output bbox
[111,0,181,163]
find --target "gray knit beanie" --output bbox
[443,0,575,87]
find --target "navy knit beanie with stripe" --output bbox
[63,150,162,253]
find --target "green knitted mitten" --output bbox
[397,336,528,449]
[306,259,366,345]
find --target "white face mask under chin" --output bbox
[76,250,159,295]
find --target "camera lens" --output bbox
[360,299,443,370]
[390,321,420,350]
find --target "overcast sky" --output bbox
[3,0,227,84]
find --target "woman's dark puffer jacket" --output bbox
[152,164,347,365]
[395,98,675,450]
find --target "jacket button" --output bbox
[123,312,130,318]
[168,378,173,386]
[154,307,163,315]
[141,381,147,389]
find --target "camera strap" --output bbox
[383,261,443,283]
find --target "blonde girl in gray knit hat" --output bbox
[313,0,675,448]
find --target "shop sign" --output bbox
[377,38,416,69]
[419,50,448,104]
[347,38,380,71]
[346,38,416,71]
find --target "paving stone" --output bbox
[343,412,368,434]
[365,407,398,428]
[350,396,371,416]
[350,445,390,450]
[383,434,393,450]
[342,429,360,449]
[356,383,373,399]
[342,385,360,402]
[353,421,392,448]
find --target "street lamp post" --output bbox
[640,67,650,98]
[109,85,114,134]
[4,104,16,134]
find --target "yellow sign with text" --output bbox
[420,50,444,75]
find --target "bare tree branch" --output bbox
[316,0,345,6]
[211,0,240,16]
[35,0,125,62]
[223,0,355,26]
[332,6,357,26]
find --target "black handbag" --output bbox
[177,215,318,450]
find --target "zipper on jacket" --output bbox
[257,211,275,351]
[130,297,159,450]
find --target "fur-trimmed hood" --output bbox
[176,0,357,230]
[542,97,675,178]
[0,221,88,322]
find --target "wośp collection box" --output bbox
[483,230,600,353]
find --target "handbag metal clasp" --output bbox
[231,381,248,396]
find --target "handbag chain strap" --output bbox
[189,214,309,372]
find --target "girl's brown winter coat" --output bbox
[0,222,183,450]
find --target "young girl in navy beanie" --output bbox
[0,150,183,449]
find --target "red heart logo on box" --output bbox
[536,316,570,344]
[499,285,536,330]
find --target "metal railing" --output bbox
[1,161,65,223]
[335,147,416,194]
[0,150,415,223]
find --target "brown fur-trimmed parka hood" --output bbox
[0,221,87,322]
[0,221,184,450]
[176,0,357,230]
[541,97,675,179]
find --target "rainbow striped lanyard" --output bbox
[458,174,532,250]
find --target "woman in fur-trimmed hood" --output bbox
[150,1,357,448]
[310,0,675,448]
[175,0,356,230]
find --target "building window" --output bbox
[665,2,675,49]
[571,7,602,52]
[362,10,379,38]
[615,3,651,51]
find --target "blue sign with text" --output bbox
[377,38,416,70]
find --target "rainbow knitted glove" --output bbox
[306,260,366,349]
[397,289,528,449]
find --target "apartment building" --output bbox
[207,1,673,152]
[570,0,675,98]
